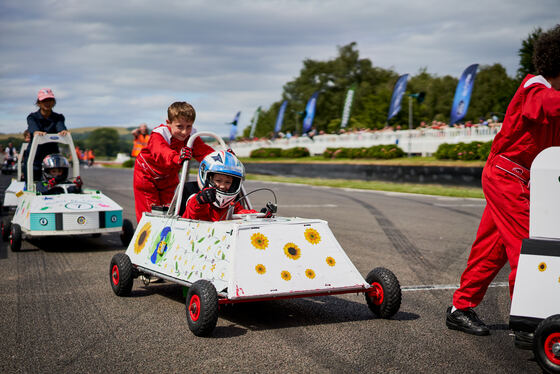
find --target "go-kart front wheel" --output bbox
[186,280,219,337]
[9,223,22,252]
[120,219,134,247]
[109,253,134,296]
[1,216,11,241]
[365,267,401,319]
[533,314,560,374]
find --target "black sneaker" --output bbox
[513,330,534,350]
[446,307,490,336]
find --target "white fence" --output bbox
[231,126,501,157]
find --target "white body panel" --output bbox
[126,214,369,300]
[510,252,560,319]
[3,179,25,207]
[529,147,560,239]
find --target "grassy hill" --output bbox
[0,126,133,141]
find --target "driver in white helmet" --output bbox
[182,150,274,221]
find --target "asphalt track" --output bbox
[0,168,540,373]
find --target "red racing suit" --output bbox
[133,125,214,222]
[182,194,256,221]
[453,75,560,309]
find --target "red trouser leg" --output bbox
[452,163,529,309]
[134,174,157,223]
[133,169,178,223]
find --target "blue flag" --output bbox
[274,100,288,135]
[302,91,319,134]
[387,74,409,121]
[228,111,240,141]
[450,64,478,125]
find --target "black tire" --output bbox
[10,223,22,252]
[186,280,219,336]
[109,253,134,296]
[1,216,11,241]
[120,219,134,247]
[533,314,560,374]
[364,267,401,318]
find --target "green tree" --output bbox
[85,128,120,157]
[517,27,542,80]
[255,42,396,136]
[469,64,517,122]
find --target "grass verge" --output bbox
[239,156,486,167]
[246,174,484,199]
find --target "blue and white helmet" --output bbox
[197,150,245,208]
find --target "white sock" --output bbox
[451,306,457,313]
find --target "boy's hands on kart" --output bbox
[179,146,193,163]
[47,178,57,188]
[260,202,277,218]
[73,176,83,188]
[196,187,216,204]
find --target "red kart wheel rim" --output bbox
[367,282,384,305]
[189,295,201,321]
[111,265,119,286]
[544,332,560,365]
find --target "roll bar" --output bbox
[26,133,79,192]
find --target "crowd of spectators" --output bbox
[234,116,503,143]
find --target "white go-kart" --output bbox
[509,147,560,373]
[1,141,27,215]
[109,131,402,336]
[1,133,134,251]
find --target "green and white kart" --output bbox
[110,132,402,336]
[510,147,560,374]
[1,133,134,251]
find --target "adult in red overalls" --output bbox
[446,25,560,337]
[133,102,214,222]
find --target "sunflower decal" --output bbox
[283,242,301,260]
[326,256,336,267]
[304,228,321,245]
[538,262,547,272]
[305,269,316,279]
[255,264,266,274]
[134,222,152,254]
[251,233,269,250]
[281,270,291,281]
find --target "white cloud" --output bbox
[0,0,558,135]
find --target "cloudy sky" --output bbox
[0,0,558,137]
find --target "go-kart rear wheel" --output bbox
[533,314,560,374]
[365,267,401,319]
[120,219,134,247]
[10,223,22,252]
[109,253,133,296]
[1,216,11,241]
[186,280,218,337]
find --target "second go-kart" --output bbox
[2,133,134,251]
[1,142,27,215]
[109,131,402,336]
[509,147,560,374]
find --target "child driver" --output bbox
[182,150,275,221]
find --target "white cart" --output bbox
[510,147,560,373]
[110,132,402,336]
[2,134,133,251]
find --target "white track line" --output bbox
[402,281,508,292]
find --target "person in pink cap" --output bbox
[25,88,69,181]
